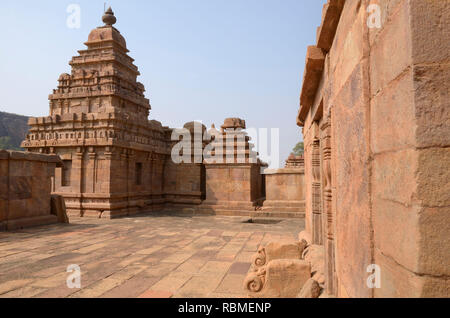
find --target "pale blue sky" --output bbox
[0,0,325,166]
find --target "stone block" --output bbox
[410,0,450,64]
[251,241,306,271]
[369,0,412,94]
[374,249,450,298]
[51,195,70,224]
[418,206,450,276]
[417,147,450,207]
[303,244,325,286]
[373,197,421,273]
[244,259,311,298]
[373,149,417,206]
[297,278,321,298]
[370,69,416,153]
[368,0,404,46]
[329,2,366,95]
[413,64,450,148]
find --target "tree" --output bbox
[0,136,22,151]
[292,141,304,156]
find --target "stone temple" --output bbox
[19,8,299,220]
[1,1,448,299]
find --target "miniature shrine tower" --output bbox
[200,118,267,215]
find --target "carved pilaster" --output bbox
[103,147,114,194]
[152,154,164,194]
[127,149,135,195]
[86,147,96,193]
[73,148,84,195]
[312,136,322,245]
[320,115,336,296]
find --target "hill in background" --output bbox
[0,111,30,150]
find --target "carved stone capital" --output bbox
[244,259,311,298]
[250,241,307,272]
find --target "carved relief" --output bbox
[320,112,336,296]
[245,267,266,293]
[250,241,307,272]
[312,121,323,245]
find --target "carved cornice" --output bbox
[297,0,344,127]
[297,46,326,127]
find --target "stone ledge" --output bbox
[0,150,62,165]
[4,215,58,231]
[297,0,345,127]
[298,46,326,126]
[263,168,305,175]
[316,0,345,52]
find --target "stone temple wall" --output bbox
[261,155,305,218]
[297,0,449,298]
[0,150,62,231]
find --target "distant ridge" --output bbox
[0,111,30,150]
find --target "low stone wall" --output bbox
[200,164,266,215]
[0,150,62,231]
[261,168,305,218]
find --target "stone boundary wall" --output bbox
[261,167,305,218]
[0,150,62,231]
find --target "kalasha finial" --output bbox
[102,6,117,26]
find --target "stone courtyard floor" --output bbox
[0,213,304,298]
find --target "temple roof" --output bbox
[85,7,127,51]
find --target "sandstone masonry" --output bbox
[297,0,449,298]
[0,150,62,230]
[21,8,305,219]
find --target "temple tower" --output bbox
[199,118,267,215]
[22,8,170,218]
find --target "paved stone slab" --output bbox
[0,214,303,298]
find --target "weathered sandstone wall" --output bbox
[298,0,449,297]
[0,150,62,231]
[262,165,305,217]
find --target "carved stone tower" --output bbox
[22,8,170,218]
[200,118,267,215]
